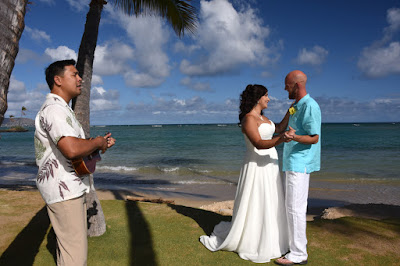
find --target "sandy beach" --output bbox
[3,177,399,221]
[95,178,400,220]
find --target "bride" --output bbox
[200,84,293,263]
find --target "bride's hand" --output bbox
[284,126,296,141]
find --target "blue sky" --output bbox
[5,0,400,125]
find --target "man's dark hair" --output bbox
[45,59,76,90]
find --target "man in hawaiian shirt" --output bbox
[275,70,321,266]
[34,59,115,265]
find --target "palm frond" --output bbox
[111,0,197,37]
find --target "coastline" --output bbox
[1,177,400,220]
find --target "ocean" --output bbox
[1,123,399,199]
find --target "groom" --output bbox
[275,70,321,265]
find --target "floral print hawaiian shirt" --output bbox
[34,93,90,205]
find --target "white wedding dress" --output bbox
[200,122,289,263]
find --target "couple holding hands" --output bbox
[200,70,321,265]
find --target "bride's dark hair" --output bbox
[239,84,268,123]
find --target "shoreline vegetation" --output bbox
[0,126,28,132]
[1,186,399,265]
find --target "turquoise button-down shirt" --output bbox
[283,94,321,174]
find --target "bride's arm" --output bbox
[274,109,290,134]
[275,101,295,134]
[242,115,285,149]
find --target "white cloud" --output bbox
[25,26,51,42]
[8,77,27,102]
[315,96,400,122]
[45,46,77,61]
[296,45,328,66]
[358,42,400,78]
[16,49,43,64]
[126,95,237,116]
[90,86,120,112]
[174,41,200,54]
[123,70,164,87]
[6,77,47,117]
[66,0,90,12]
[122,94,289,124]
[358,8,400,78]
[91,75,103,85]
[92,93,400,125]
[179,0,276,76]
[93,41,135,76]
[106,7,171,88]
[180,77,213,92]
[383,8,400,41]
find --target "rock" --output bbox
[320,204,400,220]
[321,207,355,219]
[200,200,234,216]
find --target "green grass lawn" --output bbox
[1,191,399,265]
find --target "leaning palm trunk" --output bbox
[73,1,106,237]
[86,175,106,237]
[0,0,28,126]
[72,0,197,237]
[73,1,104,137]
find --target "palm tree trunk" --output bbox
[0,0,27,126]
[73,0,105,137]
[73,0,107,237]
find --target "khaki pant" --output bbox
[47,195,87,266]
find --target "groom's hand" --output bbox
[284,126,296,141]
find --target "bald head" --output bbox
[284,70,308,101]
[285,70,307,86]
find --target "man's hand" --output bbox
[104,132,116,149]
[95,136,108,154]
[283,126,296,142]
[283,127,319,144]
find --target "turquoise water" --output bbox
[1,123,399,188]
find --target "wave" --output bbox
[158,166,180,172]
[93,174,232,185]
[0,160,36,167]
[96,165,139,172]
[96,164,214,175]
[174,180,234,185]
[188,167,211,174]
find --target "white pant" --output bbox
[284,171,309,263]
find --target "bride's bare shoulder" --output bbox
[243,113,257,123]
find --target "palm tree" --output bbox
[0,0,28,126]
[21,105,26,116]
[73,0,197,237]
[73,0,196,136]
[19,105,26,126]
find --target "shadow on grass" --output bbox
[168,204,231,235]
[125,200,158,266]
[313,212,400,237]
[0,206,54,265]
[46,228,57,264]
